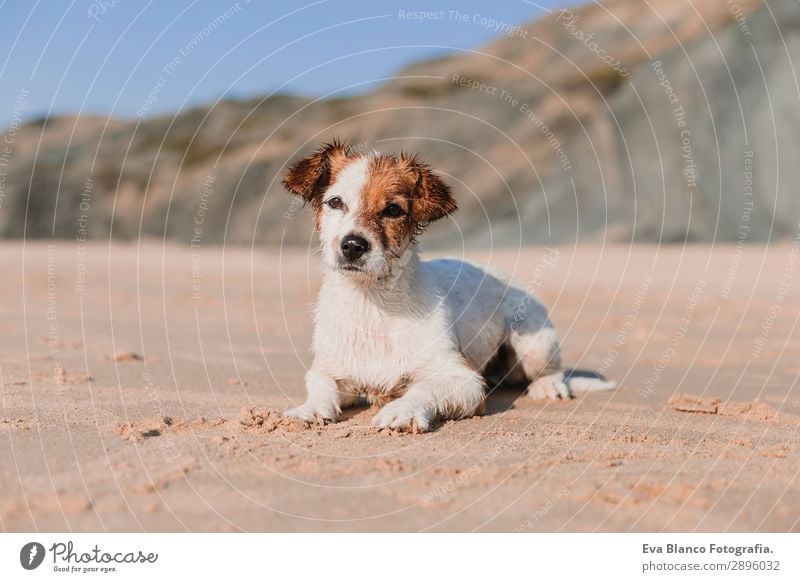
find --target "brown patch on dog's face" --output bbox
[353,153,457,254]
[354,155,417,253]
[282,139,353,211]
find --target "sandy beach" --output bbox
[1,241,798,532]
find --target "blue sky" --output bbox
[0,0,574,128]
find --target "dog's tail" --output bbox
[563,369,617,393]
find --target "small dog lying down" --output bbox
[282,140,615,432]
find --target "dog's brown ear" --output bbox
[282,139,350,204]
[403,154,457,223]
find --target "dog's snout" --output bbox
[340,234,370,261]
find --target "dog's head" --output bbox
[282,140,456,278]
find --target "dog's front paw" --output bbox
[527,372,573,400]
[371,398,432,432]
[284,401,338,423]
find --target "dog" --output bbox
[281,140,615,432]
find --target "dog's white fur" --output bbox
[284,147,614,432]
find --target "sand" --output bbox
[0,241,798,532]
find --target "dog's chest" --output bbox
[312,292,443,389]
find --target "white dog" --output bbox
[282,140,615,432]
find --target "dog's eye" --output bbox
[382,203,405,218]
[326,196,343,210]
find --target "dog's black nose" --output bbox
[340,234,370,261]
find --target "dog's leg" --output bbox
[371,365,485,432]
[508,327,572,400]
[284,368,348,422]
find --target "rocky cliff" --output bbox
[3,0,795,247]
